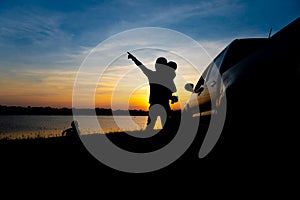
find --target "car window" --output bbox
[194,47,227,92]
[214,48,227,70]
[194,68,207,92]
[205,48,227,80]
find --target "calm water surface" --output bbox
[0,115,156,139]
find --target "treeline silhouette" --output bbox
[0,105,149,116]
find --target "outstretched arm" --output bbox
[127,52,151,75]
[61,128,71,136]
[127,52,142,65]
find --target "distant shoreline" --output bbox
[0,105,149,116]
[0,105,181,116]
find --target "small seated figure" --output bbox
[62,120,80,139]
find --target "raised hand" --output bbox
[127,52,135,60]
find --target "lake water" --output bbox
[0,115,163,139]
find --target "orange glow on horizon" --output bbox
[0,66,190,111]
[95,84,181,111]
[128,89,149,111]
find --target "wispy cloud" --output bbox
[104,0,244,36]
[0,7,68,46]
[143,0,243,24]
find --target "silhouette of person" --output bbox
[62,120,80,139]
[127,52,178,131]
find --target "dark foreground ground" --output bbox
[1,118,298,192]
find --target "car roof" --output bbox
[217,38,268,74]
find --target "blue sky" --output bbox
[0,0,299,108]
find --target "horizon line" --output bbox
[0,104,182,112]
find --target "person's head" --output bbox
[167,61,177,71]
[71,120,78,128]
[155,57,167,71]
[155,57,167,65]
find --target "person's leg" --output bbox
[146,104,157,130]
[162,103,171,130]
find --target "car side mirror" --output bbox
[184,83,194,92]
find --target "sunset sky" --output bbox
[0,0,299,110]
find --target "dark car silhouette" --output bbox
[184,38,268,119]
[184,16,300,133]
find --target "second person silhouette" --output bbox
[127,52,178,131]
